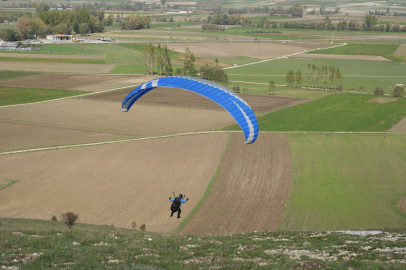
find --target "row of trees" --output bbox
[202,24,225,31]
[143,44,172,76]
[207,14,251,26]
[120,14,151,30]
[142,45,228,85]
[286,64,343,90]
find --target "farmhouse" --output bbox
[46,34,75,41]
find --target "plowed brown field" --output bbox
[0,62,115,73]
[0,99,235,152]
[179,132,292,235]
[0,74,134,90]
[390,116,406,133]
[93,87,307,114]
[0,133,228,232]
[167,42,334,59]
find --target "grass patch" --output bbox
[2,217,406,269]
[226,93,406,132]
[313,43,399,56]
[0,87,87,106]
[0,57,106,64]
[109,64,147,74]
[279,133,406,231]
[0,179,19,191]
[385,54,406,62]
[174,133,231,234]
[0,71,40,81]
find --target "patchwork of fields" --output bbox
[1,37,406,237]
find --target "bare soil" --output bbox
[93,87,308,113]
[293,54,391,61]
[0,133,228,232]
[390,116,406,133]
[0,74,135,90]
[398,197,406,213]
[0,53,104,59]
[0,99,235,152]
[394,45,406,55]
[0,119,138,153]
[168,42,335,59]
[0,62,116,73]
[179,132,293,235]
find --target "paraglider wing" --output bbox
[122,76,258,144]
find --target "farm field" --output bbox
[279,133,406,231]
[92,87,308,114]
[226,94,406,132]
[0,133,228,232]
[0,98,235,152]
[0,74,134,90]
[226,57,406,92]
[0,62,116,73]
[164,42,335,60]
[180,132,292,235]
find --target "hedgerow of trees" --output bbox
[143,43,172,76]
[120,14,150,30]
[286,64,342,90]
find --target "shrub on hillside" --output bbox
[51,215,58,221]
[374,86,385,95]
[140,224,146,231]
[61,212,78,231]
[394,85,405,97]
[132,221,137,229]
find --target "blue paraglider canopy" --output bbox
[122,76,258,144]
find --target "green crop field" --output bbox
[279,133,406,231]
[0,71,40,81]
[226,93,406,132]
[0,87,87,106]
[313,43,399,56]
[226,57,406,92]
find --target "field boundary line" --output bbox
[0,131,237,155]
[223,43,347,70]
[0,84,141,109]
[173,132,231,234]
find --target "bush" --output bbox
[61,212,78,231]
[140,224,146,231]
[374,86,385,95]
[132,221,137,229]
[394,85,405,97]
[337,84,343,92]
[51,215,58,221]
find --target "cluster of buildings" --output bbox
[0,40,32,51]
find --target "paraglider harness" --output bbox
[170,192,184,212]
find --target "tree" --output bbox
[335,68,342,90]
[106,16,113,26]
[364,15,377,31]
[269,80,276,94]
[14,17,49,40]
[295,71,302,87]
[78,23,89,36]
[156,44,164,76]
[61,212,78,231]
[143,43,155,75]
[374,86,385,95]
[184,47,197,76]
[162,45,172,76]
[394,85,405,97]
[199,65,228,84]
[306,64,312,88]
[286,70,295,87]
